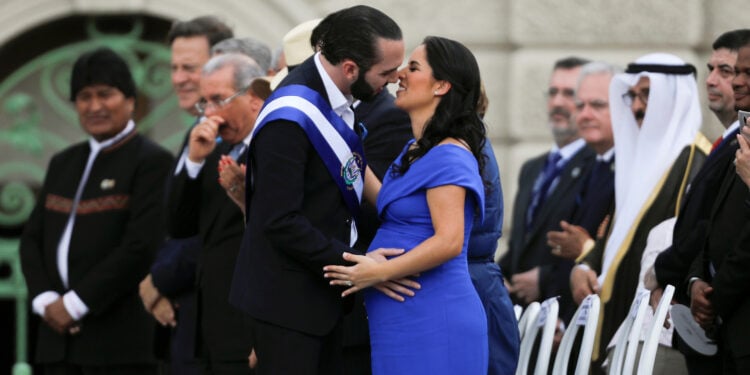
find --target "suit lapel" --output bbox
[525,147,592,241]
[203,143,235,234]
[511,156,545,271]
[683,136,736,208]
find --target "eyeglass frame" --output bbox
[621,90,649,107]
[194,84,251,115]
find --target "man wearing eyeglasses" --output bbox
[570,53,710,371]
[500,57,595,320]
[167,53,267,374]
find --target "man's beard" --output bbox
[548,106,576,142]
[351,70,378,102]
[634,109,646,123]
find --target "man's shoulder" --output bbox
[107,133,173,166]
[134,133,172,157]
[569,144,596,165]
[48,141,89,165]
[279,58,325,94]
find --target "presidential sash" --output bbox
[251,84,366,228]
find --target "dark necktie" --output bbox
[588,159,611,189]
[526,151,563,230]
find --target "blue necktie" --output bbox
[526,151,563,230]
[228,143,247,161]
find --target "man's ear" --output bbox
[341,59,360,82]
[126,97,135,114]
[248,93,264,112]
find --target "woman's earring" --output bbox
[434,91,439,96]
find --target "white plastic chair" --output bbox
[608,289,651,375]
[517,302,540,340]
[516,297,559,375]
[552,294,601,374]
[636,284,675,375]
[514,304,524,322]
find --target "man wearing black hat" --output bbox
[19,47,173,374]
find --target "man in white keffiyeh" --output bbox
[570,53,712,369]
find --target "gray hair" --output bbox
[270,46,284,73]
[576,61,622,91]
[203,53,265,90]
[211,37,272,73]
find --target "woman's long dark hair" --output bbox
[392,36,486,179]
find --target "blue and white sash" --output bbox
[251,84,366,236]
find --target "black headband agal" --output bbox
[625,63,697,76]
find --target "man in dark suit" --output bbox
[19,47,174,375]
[689,36,750,374]
[651,29,750,374]
[137,16,233,375]
[167,53,267,374]
[229,5,405,374]
[500,56,594,317]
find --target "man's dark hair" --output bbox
[553,56,591,70]
[712,29,750,51]
[166,16,233,47]
[70,47,136,101]
[314,5,401,72]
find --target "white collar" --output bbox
[314,52,354,128]
[239,129,254,148]
[88,119,135,153]
[723,120,740,139]
[597,147,615,162]
[551,138,586,161]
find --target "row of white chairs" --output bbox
[513,284,675,375]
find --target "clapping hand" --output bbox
[218,155,246,212]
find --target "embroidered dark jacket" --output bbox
[20,131,173,364]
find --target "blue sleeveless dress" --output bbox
[365,142,489,374]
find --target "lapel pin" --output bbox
[571,167,581,178]
[100,179,115,190]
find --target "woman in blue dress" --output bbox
[324,36,489,374]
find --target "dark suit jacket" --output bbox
[20,131,173,365]
[655,132,738,300]
[230,56,358,336]
[500,144,595,314]
[150,126,201,364]
[691,161,750,359]
[571,157,615,237]
[167,141,252,361]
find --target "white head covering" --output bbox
[269,19,321,90]
[599,53,701,286]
